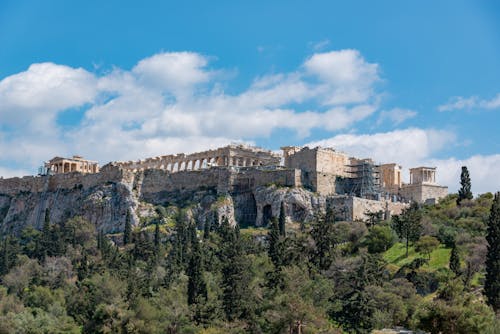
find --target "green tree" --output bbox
[449,243,461,277]
[457,166,473,205]
[484,191,500,312]
[187,233,207,307]
[415,235,440,260]
[123,209,132,245]
[364,225,394,253]
[391,202,422,257]
[310,208,336,271]
[0,238,9,275]
[154,220,160,251]
[219,218,249,321]
[278,201,286,237]
[268,218,284,268]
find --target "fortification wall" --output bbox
[139,168,224,196]
[0,165,127,196]
[233,168,301,189]
[400,184,448,204]
[329,195,407,221]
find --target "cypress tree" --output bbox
[154,221,160,250]
[484,192,500,312]
[40,209,52,259]
[203,218,211,239]
[449,243,461,277]
[187,235,207,305]
[124,209,132,245]
[457,166,473,205]
[278,202,286,237]
[268,218,283,268]
[0,238,9,275]
[219,217,248,320]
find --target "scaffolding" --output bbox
[344,160,381,199]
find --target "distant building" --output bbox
[379,163,403,195]
[400,167,448,204]
[45,156,99,174]
[281,146,350,195]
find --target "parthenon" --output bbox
[114,144,281,172]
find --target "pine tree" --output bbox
[278,202,286,237]
[449,243,461,277]
[391,202,422,257]
[124,209,132,245]
[484,191,500,312]
[457,166,473,205]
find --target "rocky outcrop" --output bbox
[0,166,407,235]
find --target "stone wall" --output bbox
[0,165,126,196]
[400,183,448,204]
[329,195,407,221]
[282,146,349,195]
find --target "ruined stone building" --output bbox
[0,144,449,234]
[115,144,281,172]
[45,156,99,175]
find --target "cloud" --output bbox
[132,52,211,98]
[377,108,417,125]
[303,49,380,105]
[307,128,456,169]
[0,63,97,134]
[0,50,382,176]
[309,39,331,51]
[438,93,500,112]
[429,155,500,194]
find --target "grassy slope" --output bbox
[383,242,451,273]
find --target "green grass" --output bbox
[384,242,451,272]
[240,227,268,237]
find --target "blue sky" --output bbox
[0,0,499,193]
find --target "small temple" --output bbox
[44,156,99,175]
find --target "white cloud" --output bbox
[0,63,97,134]
[0,50,383,177]
[377,108,417,125]
[132,52,211,98]
[438,93,500,112]
[307,128,455,169]
[429,155,500,194]
[0,166,32,179]
[304,49,380,105]
[309,39,331,51]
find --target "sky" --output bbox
[0,0,499,194]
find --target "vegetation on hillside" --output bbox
[0,187,499,332]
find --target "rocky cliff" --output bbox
[0,166,326,235]
[0,166,406,235]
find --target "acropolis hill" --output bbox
[0,144,447,234]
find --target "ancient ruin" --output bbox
[0,144,448,233]
[114,144,281,172]
[44,156,99,175]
